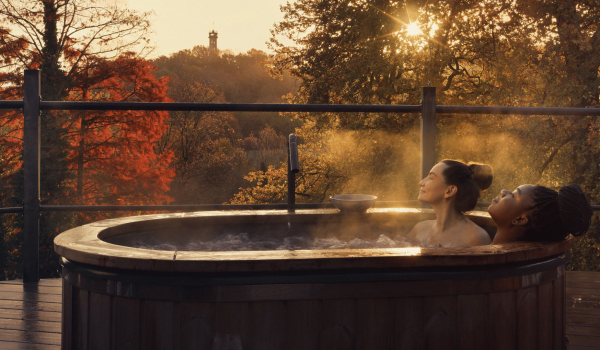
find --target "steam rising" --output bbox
[437,118,537,201]
[297,127,422,202]
[130,232,417,251]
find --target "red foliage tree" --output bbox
[65,55,174,208]
[0,0,172,278]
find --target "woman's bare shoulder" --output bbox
[464,221,492,246]
[408,220,435,238]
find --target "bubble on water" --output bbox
[277,236,310,250]
[131,232,419,251]
[375,234,396,247]
[150,243,177,251]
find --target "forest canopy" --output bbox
[237,0,600,202]
[233,0,600,269]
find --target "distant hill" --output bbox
[153,46,302,138]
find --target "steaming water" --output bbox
[129,232,415,252]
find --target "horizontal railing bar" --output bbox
[0,207,24,213]
[32,202,600,212]
[39,201,418,212]
[41,204,299,211]
[0,100,24,109]
[438,106,600,116]
[0,202,597,214]
[0,100,597,116]
[40,101,423,113]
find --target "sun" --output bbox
[406,21,423,36]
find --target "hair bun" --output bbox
[557,184,592,237]
[468,163,493,191]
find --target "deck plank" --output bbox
[568,316,600,327]
[567,293,600,303]
[0,300,62,313]
[567,307,600,319]
[0,308,62,323]
[566,271,600,280]
[0,272,599,348]
[0,340,60,350]
[568,281,600,289]
[565,272,600,350]
[569,287,600,294]
[566,325,600,337]
[0,284,62,295]
[0,329,61,346]
[0,280,62,287]
[566,334,600,348]
[0,319,61,334]
[0,291,62,304]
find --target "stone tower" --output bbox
[209,30,218,52]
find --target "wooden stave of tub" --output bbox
[54,209,572,350]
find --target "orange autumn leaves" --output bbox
[64,56,175,206]
[0,55,176,207]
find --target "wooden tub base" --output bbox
[61,255,566,350]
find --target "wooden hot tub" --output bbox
[54,208,571,350]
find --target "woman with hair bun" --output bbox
[488,184,592,244]
[408,159,494,247]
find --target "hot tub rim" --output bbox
[53,209,572,273]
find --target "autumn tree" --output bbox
[152,46,304,205]
[233,0,600,269]
[0,0,173,278]
[153,46,301,138]
[265,0,600,188]
[231,120,422,205]
[65,56,174,209]
[155,78,248,204]
[239,0,600,207]
[242,125,287,172]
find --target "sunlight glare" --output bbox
[406,22,423,36]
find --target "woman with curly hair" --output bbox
[488,184,592,244]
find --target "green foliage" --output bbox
[153,47,302,138]
[152,47,303,205]
[154,47,294,103]
[153,79,249,205]
[234,0,600,272]
[231,119,423,204]
[567,213,600,272]
[567,235,600,272]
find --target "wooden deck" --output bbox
[0,272,598,349]
[567,271,600,349]
[0,278,61,349]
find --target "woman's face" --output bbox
[418,162,451,204]
[487,185,535,227]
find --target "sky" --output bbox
[124,0,289,58]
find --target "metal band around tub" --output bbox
[61,254,567,302]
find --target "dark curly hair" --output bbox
[523,184,592,241]
[441,159,493,213]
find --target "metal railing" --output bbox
[2,69,600,281]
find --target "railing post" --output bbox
[421,87,436,181]
[23,69,41,282]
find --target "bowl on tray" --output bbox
[330,194,377,213]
